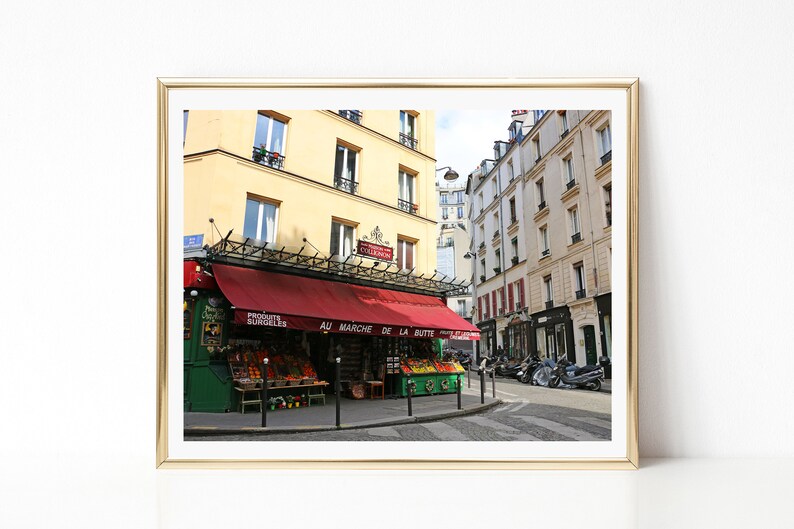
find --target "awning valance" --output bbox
[212,264,480,341]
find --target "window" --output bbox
[479,259,485,280]
[493,212,500,239]
[534,110,546,121]
[478,224,485,245]
[509,197,516,223]
[457,206,464,219]
[253,112,288,169]
[507,160,514,181]
[484,293,490,319]
[478,192,484,213]
[397,238,415,270]
[243,197,279,243]
[183,110,189,145]
[536,179,546,210]
[604,184,612,227]
[543,275,553,307]
[334,143,359,194]
[330,221,355,257]
[573,262,586,299]
[498,287,505,315]
[398,170,416,213]
[491,179,498,199]
[564,155,576,188]
[539,225,550,257]
[514,280,525,310]
[494,249,501,273]
[442,207,449,220]
[338,110,362,124]
[532,135,541,162]
[598,123,612,164]
[399,111,417,149]
[440,193,449,204]
[569,206,581,243]
[453,191,464,203]
[457,299,467,317]
[511,237,519,263]
[559,110,569,137]
[477,297,483,320]
[445,236,453,246]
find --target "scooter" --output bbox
[548,356,604,391]
[495,355,528,378]
[516,355,543,384]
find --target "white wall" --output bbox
[2,0,793,527]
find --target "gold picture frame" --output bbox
[157,78,639,469]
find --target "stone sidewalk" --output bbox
[185,391,500,436]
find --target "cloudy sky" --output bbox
[434,109,516,185]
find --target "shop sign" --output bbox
[356,240,393,261]
[234,310,480,340]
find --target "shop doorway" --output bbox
[583,325,597,366]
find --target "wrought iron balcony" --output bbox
[511,256,519,266]
[560,129,569,139]
[571,232,582,244]
[575,289,587,300]
[399,132,418,150]
[498,308,505,316]
[566,179,577,191]
[535,156,541,163]
[545,300,554,309]
[515,302,522,311]
[478,242,485,250]
[334,175,358,194]
[601,150,612,165]
[338,110,362,124]
[510,216,517,225]
[397,198,418,214]
[537,200,546,211]
[606,211,612,226]
[252,146,285,170]
[541,248,550,257]
[493,230,500,239]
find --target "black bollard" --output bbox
[407,378,413,417]
[468,363,471,389]
[479,369,485,404]
[261,360,268,428]
[491,369,496,398]
[456,374,462,410]
[335,357,341,428]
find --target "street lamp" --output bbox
[436,165,459,181]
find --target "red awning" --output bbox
[212,264,479,340]
[184,260,218,290]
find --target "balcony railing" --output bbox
[606,211,612,226]
[338,110,362,124]
[566,179,577,191]
[541,248,550,257]
[537,200,546,211]
[498,308,505,316]
[560,129,569,139]
[252,146,285,170]
[334,175,358,194]
[510,216,517,224]
[575,289,587,300]
[535,156,542,163]
[545,300,554,310]
[397,198,418,214]
[571,232,582,244]
[399,132,418,150]
[601,150,612,165]
[478,242,485,250]
[493,230,500,239]
[515,302,522,311]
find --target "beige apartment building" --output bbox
[522,110,613,367]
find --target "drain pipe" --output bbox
[576,111,600,295]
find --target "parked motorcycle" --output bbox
[516,355,543,384]
[495,355,528,378]
[454,350,472,369]
[548,356,604,391]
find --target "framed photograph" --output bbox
[157,78,639,469]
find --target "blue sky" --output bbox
[435,109,516,185]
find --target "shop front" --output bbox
[475,319,497,361]
[505,315,531,359]
[529,305,574,363]
[183,261,478,412]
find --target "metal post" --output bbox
[479,369,485,404]
[260,358,269,428]
[407,377,413,416]
[335,357,341,428]
[468,363,471,389]
[456,374,462,410]
[491,369,496,399]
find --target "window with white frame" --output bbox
[569,206,581,243]
[511,237,519,262]
[334,143,359,194]
[573,261,586,299]
[563,155,576,188]
[440,193,448,204]
[399,111,417,149]
[543,275,553,304]
[536,178,546,210]
[479,224,485,244]
[539,225,550,257]
[253,112,288,168]
[491,179,498,199]
[598,123,612,160]
[398,169,416,212]
[494,249,501,272]
[604,183,612,227]
[509,196,516,223]
[478,192,484,212]
[559,110,569,137]
[397,238,415,270]
[457,299,467,316]
[243,196,279,243]
[493,212,499,238]
[480,259,485,280]
[457,206,464,219]
[507,160,514,181]
[330,220,355,257]
[532,135,541,162]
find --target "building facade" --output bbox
[521,110,613,367]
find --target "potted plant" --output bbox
[294,395,301,408]
[286,395,294,409]
[267,397,278,411]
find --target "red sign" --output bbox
[234,310,480,341]
[357,240,393,261]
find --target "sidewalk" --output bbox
[185,391,501,436]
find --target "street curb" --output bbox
[184,399,503,437]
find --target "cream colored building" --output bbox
[183,109,438,274]
[521,110,613,367]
